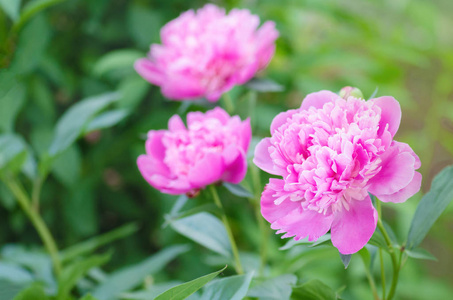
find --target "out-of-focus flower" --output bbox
[135,4,278,102]
[138,107,251,195]
[254,89,421,254]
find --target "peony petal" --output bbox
[300,90,339,111]
[134,59,165,85]
[368,150,415,195]
[205,107,231,124]
[168,115,186,132]
[270,109,298,134]
[331,196,378,254]
[376,171,422,203]
[372,96,401,137]
[145,131,167,162]
[240,118,252,151]
[161,75,205,100]
[253,138,278,175]
[221,148,247,184]
[188,152,224,188]
[261,179,303,223]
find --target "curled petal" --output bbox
[253,138,278,175]
[168,115,186,132]
[188,152,224,188]
[377,171,422,203]
[134,59,165,86]
[300,90,339,111]
[221,147,247,184]
[270,109,298,134]
[372,96,401,137]
[331,196,378,254]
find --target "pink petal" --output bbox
[221,147,247,184]
[300,90,339,111]
[393,141,421,169]
[134,59,165,85]
[376,171,422,203]
[240,118,252,151]
[188,152,224,188]
[161,75,205,100]
[270,109,298,134]
[261,179,303,223]
[168,115,186,132]
[253,138,278,175]
[331,196,378,254]
[145,131,167,162]
[368,150,415,196]
[372,96,401,137]
[205,107,230,124]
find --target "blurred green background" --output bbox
[1,0,453,299]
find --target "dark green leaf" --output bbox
[154,266,227,300]
[13,0,66,32]
[57,253,111,299]
[222,182,254,198]
[201,272,254,300]
[339,253,352,269]
[0,83,26,132]
[51,144,81,187]
[127,4,163,48]
[60,223,139,263]
[291,279,336,300]
[48,92,120,156]
[407,165,453,250]
[247,274,297,300]
[91,245,189,300]
[170,212,232,257]
[245,78,284,92]
[120,281,183,300]
[405,248,437,261]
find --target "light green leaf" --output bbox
[339,253,352,269]
[116,76,149,110]
[247,274,297,300]
[0,263,33,284]
[222,182,253,198]
[407,165,453,250]
[57,253,111,299]
[291,279,336,300]
[0,134,27,173]
[91,245,190,300]
[93,49,143,77]
[60,223,139,263]
[13,0,65,32]
[85,109,130,133]
[80,294,99,300]
[368,229,388,250]
[0,0,21,22]
[0,279,26,300]
[201,272,253,300]
[51,144,81,187]
[170,212,232,257]
[405,248,437,261]
[245,78,284,92]
[154,266,227,300]
[0,83,26,132]
[48,92,120,156]
[13,284,48,300]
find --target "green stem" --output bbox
[376,205,401,300]
[209,185,243,274]
[32,176,44,212]
[363,265,381,300]
[379,248,386,298]
[251,165,268,275]
[5,178,62,277]
[222,93,235,114]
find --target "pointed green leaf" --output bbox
[85,109,129,133]
[79,294,99,300]
[13,0,66,32]
[0,0,21,21]
[0,83,26,132]
[170,212,232,257]
[201,272,254,300]
[407,165,453,250]
[155,266,227,300]
[405,247,437,261]
[247,274,297,300]
[0,134,27,173]
[339,253,352,269]
[92,49,143,77]
[291,279,336,300]
[13,284,48,300]
[222,182,253,198]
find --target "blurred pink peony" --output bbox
[137,107,251,195]
[254,90,421,254]
[134,4,278,101]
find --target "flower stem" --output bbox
[5,177,62,277]
[222,93,235,114]
[379,248,386,298]
[251,165,268,275]
[376,202,401,300]
[209,185,244,274]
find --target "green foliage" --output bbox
[200,272,254,300]
[291,279,337,300]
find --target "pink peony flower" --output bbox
[134,4,278,102]
[137,107,251,195]
[254,90,421,254]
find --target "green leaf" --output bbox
[339,253,352,269]
[245,78,284,92]
[291,279,336,300]
[222,182,253,198]
[13,0,66,32]
[0,262,33,284]
[48,92,120,156]
[358,247,371,269]
[91,245,189,300]
[13,283,48,300]
[92,49,143,77]
[0,83,26,132]
[85,109,129,133]
[200,272,254,300]
[51,144,81,187]
[0,134,27,173]
[0,70,17,100]
[405,247,437,261]
[407,165,453,250]
[247,274,297,300]
[368,229,388,250]
[116,76,149,110]
[127,4,163,48]
[57,253,111,299]
[170,212,232,257]
[60,223,139,263]
[154,266,227,300]
[11,14,50,74]
[120,282,183,300]
[0,0,21,22]
[0,279,26,300]
[80,294,99,300]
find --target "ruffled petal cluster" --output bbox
[135,4,278,101]
[254,90,421,254]
[138,107,251,195]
